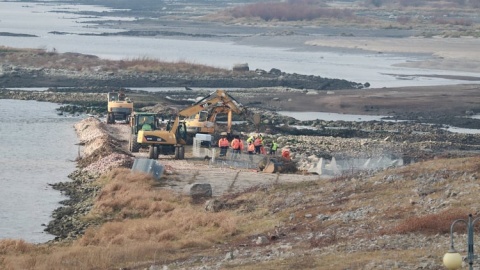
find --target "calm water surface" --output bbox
[0,100,80,243]
[278,111,388,122]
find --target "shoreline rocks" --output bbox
[45,117,133,241]
[0,63,363,90]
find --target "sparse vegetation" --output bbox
[210,0,480,37]
[0,46,228,75]
[391,208,470,234]
[227,1,355,21]
[2,155,480,269]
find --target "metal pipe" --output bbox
[449,214,480,270]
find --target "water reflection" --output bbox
[278,111,388,122]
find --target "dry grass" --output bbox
[0,240,35,255]
[0,46,229,75]
[0,168,240,270]
[227,2,356,21]
[389,208,471,234]
[1,156,480,269]
[208,0,480,36]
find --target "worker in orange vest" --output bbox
[281,148,291,161]
[247,141,255,161]
[218,135,229,157]
[230,135,243,159]
[247,141,255,155]
[253,136,263,154]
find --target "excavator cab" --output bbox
[185,110,214,135]
[129,112,187,160]
[182,90,246,143]
[129,112,159,153]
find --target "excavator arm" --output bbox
[181,89,247,142]
[178,89,245,118]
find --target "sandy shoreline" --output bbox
[305,36,480,73]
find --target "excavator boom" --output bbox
[179,90,244,117]
[182,89,245,140]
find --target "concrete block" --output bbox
[131,158,164,180]
[184,183,212,199]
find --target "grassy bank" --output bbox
[1,155,480,269]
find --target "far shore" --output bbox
[305,36,480,73]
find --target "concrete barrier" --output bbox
[131,158,164,180]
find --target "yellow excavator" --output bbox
[106,91,133,124]
[130,89,245,159]
[129,112,188,159]
[184,89,245,141]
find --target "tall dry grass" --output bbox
[2,156,480,269]
[0,169,239,270]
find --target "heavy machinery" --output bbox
[129,112,188,160]
[129,89,245,160]
[184,89,245,141]
[107,91,133,124]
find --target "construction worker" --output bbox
[230,135,243,159]
[270,141,279,155]
[281,148,291,161]
[141,117,152,131]
[246,134,255,144]
[218,135,229,157]
[253,136,263,154]
[247,141,255,155]
[247,141,255,162]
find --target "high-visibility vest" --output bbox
[248,143,255,152]
[231,139,241,150]
[254,138,262,146]
[218,138,229,147]
[272,142,279,151]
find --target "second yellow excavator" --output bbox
[184,89,245,141]
[106,91,133,124]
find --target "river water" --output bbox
[0,100,81,243]
[1,1,479,88]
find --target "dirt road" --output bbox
[105,121,322,197]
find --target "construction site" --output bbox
[103,89,407,189]
[4,86,480,270]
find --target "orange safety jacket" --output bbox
[253,138,262,146]
[248,143,255,152]
[282,150,291,160]
[218,138,229,147]
[231,138,241,150]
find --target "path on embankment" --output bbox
[106,123,322,196]
[157,158,321,196]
